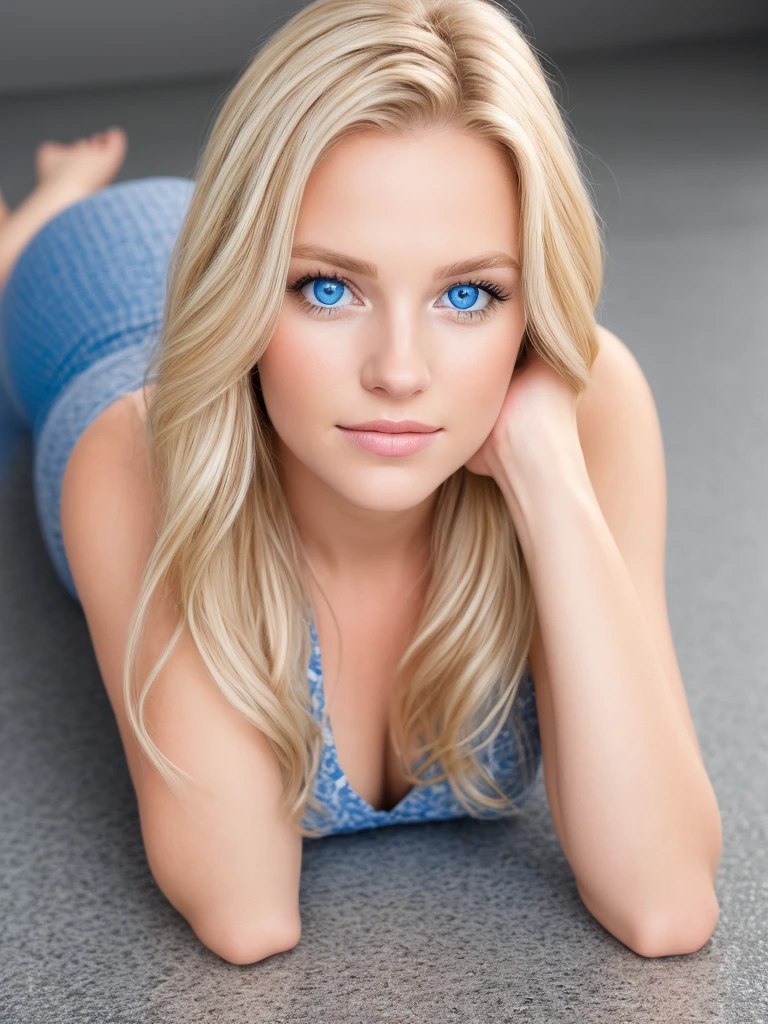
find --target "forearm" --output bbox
[494,438,721,931]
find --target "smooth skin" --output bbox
[1,125,689,963]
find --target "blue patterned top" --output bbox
[301,611,542,837]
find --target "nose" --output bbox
[361,309,432,398]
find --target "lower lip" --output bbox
[337,427,442,456]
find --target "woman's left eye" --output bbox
[435,283,494,318]
[287,273,509,321]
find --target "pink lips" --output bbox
[337,422,442,456]
[342,419,440,433]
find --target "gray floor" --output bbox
[1,33,766,1024]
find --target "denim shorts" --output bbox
[0,177,195,601]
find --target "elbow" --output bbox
[628,889,720,959]
[192,911,302,965]
[577,877,720,959]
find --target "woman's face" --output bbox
[258,125,525,514]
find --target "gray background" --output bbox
[1,0,768,96]
[1,1,767,1022]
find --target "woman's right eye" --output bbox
[288,273,356,315]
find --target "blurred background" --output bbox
[1,2,766,1022]
[1,0,767,95]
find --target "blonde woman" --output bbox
[0,0,721,965]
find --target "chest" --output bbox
[309,578,427,813]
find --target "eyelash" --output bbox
[286,270,512,322]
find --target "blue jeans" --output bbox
[0,176,195,601]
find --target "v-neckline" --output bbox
[308,610,420,816]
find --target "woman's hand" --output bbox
[463,346,584,480]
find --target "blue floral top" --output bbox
[301,612,542,837]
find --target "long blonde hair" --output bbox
[124,0,603,837]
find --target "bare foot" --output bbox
[34,127,128,196]
[0,127,128,289]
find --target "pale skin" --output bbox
[0,124,721,964]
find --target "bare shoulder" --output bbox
[61,383,159,586]
[585,324,643,396]
[64,382,157,494]
[125,382,157,427]
[577,324,649,425]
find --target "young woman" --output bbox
[0,0,721,965]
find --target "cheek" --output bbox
[258,326,309,430]
[257,319,341,436]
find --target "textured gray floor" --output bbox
[1,33,766,1024]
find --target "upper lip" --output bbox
[340,420,441,433]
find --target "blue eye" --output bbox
[287,271,510,321]
[301,275,354,310]
[437,283,491,314]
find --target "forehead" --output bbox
[293,127,520,262]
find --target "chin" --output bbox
[328,469,445,511]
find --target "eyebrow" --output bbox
[290,243,520,280]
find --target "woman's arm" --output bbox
[501,330,722,958]
[61,397,303,965]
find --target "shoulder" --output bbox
[577,325,654,438]
[64,381,157,491]
[581,324,647,407]
[126,382,157,427]
[575,323,667,563]
[63,384,154,496]
[576,324,663,481]
[61,385,159,595]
